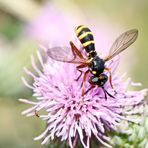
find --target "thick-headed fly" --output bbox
[47,25,138,99]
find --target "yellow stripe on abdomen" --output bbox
[82,41,95,47]
[75,25,87,36]
[78,32,93,40]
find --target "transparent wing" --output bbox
[104,29,138,61]
[47,47,86,64]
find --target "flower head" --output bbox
[19,42,147,148]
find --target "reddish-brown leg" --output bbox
[69,41,90,100]
[81,70,89,99]
[69,41,85,59]
[69,41,88,81]
[75,63,88,81]
[104,67,114,89]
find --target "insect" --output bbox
[47,25,138,99]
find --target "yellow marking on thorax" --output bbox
[92,71,97,74]
[82,41,95,47]
[86,58,93,63]
[89,50,96,54]
[78,32,93,40]
[75,25,87,36]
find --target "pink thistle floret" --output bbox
[19,46,147,148]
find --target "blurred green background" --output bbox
[0,0,147,148]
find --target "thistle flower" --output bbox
[19,44,147,148]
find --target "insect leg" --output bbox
[102,86,115,99]
[81,70,89,99]
[69,41,85,59]
[102,87,107,99]
[76,69,83,81]
[75,64,88,81]
[104,68,113,89]
[84,85,95,95]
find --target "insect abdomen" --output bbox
[76,25,95,53]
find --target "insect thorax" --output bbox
[89,56,105,75]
